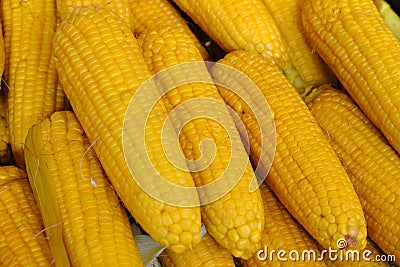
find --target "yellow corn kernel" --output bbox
[301,0,400,155]
[56,0,133,25]
[137,26,264,259]
[129,0,209,60]
[0,166,52,266]
[211,51,367,251]
[25,111,144,266]
[171,0,289,69]
[260,0,337,87]
[53,7,201,253]
[244,184,326,267]
[159,232,235,267]
[307,88,400,264]
[2,0,67,168]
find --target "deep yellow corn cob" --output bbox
[0,90,12,165]
[319,237,389,266]
[260,0,337,87]
[307,88,400,264]
[53,7,201,253]
[211,51,367,251]
[172,0,289,69]
[159,232,236,267]
[244,184,326,267]
[24,111,143,266]
[0,166,52,266]
[129,0,209,60]
[56,0,132,25]
[137,26,264,259]
[2,0,67,168]
[301,0,400,155]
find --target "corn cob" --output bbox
[211,51,367,251]
[1,0,67,168]
[319,237,389,266]
[301,0,400,155]
[24,111,143,266]
[260,0,337,87]
[171,0,289,69]
[244,184,326,267]
[129,0,209,60]
[137,26,264,259]
[0,166,52,266]
[53,7,201,253]
[306,88,400,263]
[0,90,12,165]
[159,232,236,267]
[374,0,400,39]
[56,0,133,25]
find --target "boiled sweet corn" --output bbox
[0,166,52,266]
[301,0,400,155]
[129,0,209,60]
[307,87,400,264]
[53,7,202,253]
[25,111,144,266]
[211,51,367,251]
[2,0,66,168]
[56,0,133,25]
[260,0,337,87]
[137,26,264,259]
[172,0,289,69]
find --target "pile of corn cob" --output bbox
[0,0,400,266]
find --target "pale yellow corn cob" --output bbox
[244,184,326,267]
[211,51,367,251]
[53,7,202,253]
[129,0,209,60]
[260,0,337,87]
[159,232,236,267]
[307,88,400,264]
[301,0,400,155]
[137,26,264,259]
[0,166,52,266]
[2,0,67,168]
[25,111,144,266]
